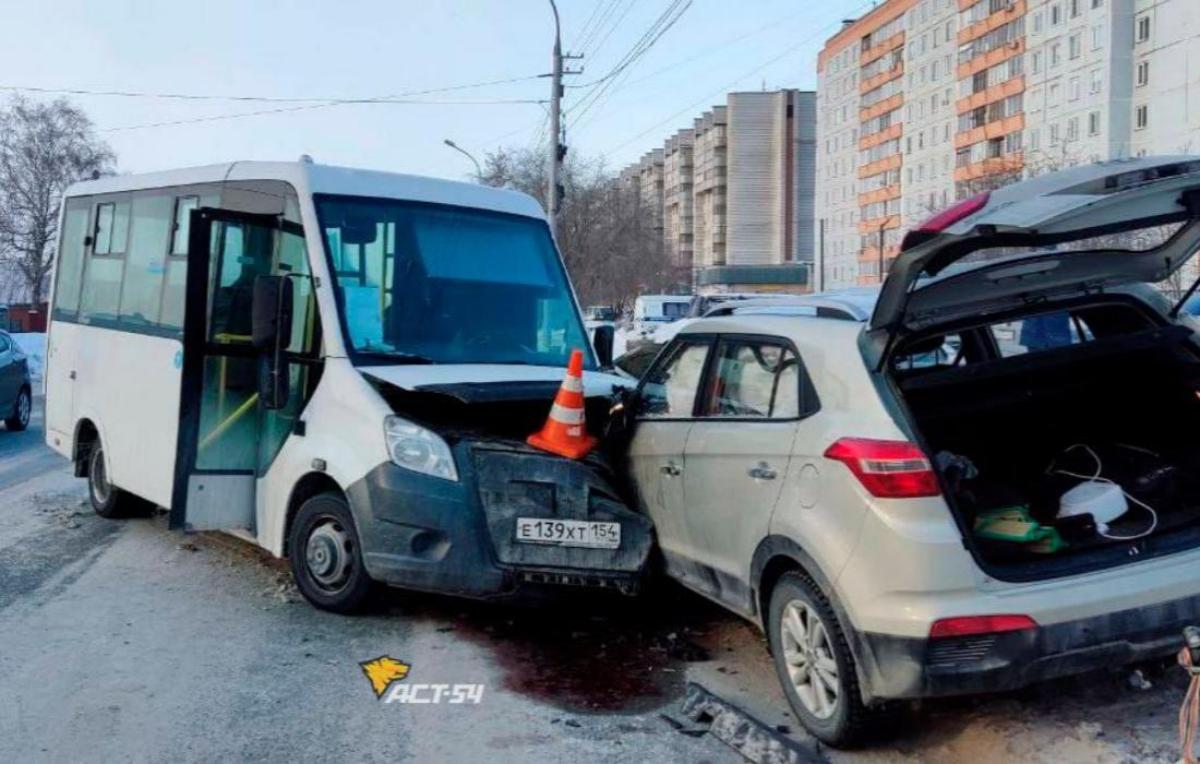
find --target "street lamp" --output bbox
[443,139,482,180]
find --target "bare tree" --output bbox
[480,146,673,309]
[0,96,115,304]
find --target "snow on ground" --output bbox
[11,332,46,382]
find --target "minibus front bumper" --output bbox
[345,440,653,599]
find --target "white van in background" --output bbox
[631,294,691,340]
[44,160,647,613]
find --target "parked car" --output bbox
[0,330,32,431]
[620,156,1200,746]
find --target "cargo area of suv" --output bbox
[888,296,1200,579]
[863,157,1200,582]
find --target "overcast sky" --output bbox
[0,0,869,180]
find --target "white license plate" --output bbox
[515,518,621,549]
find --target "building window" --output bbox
[1050,123,1061,145]
[1136,60,1149,87]
[1136,16,1150,43]
[1033,12,1043,34]
[1091,24,1104,50]
[1070,0,1080,18]
[1051,3,1062,25]
[1069,77,1080,100]
[1032,51,1042,74]
[1090,69,1102,94]
[1067,117,1079,141]
[1136,104,1148,129]
[1051,43,1061,67]
[1088,111,1101,136]
[1069,33,1081,59]
[1030,128,1041,150]
[1092,0,1102,7]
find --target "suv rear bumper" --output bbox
[856,590,1200,699]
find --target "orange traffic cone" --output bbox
[527,348,598,460]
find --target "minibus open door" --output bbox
[169,208,305,532]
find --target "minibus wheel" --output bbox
[87,441,135,518]
[289,492,375,614]
[767,571,886,747]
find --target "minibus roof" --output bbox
[64,160,547,220]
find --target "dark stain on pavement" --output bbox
[382,581,735,715]
[0,493,121,611]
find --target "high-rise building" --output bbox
[622,89,817,294]
[816,0,1200,289]
[663,129,695,275]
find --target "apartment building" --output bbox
[624,89,817,293]
[816,0,1200,289]
[663,129,695,273]
[692,106,728,272]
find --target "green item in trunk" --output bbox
[973,506,1066,553]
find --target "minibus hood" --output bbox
[361,364,629,405]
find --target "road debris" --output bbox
[679,682,824,763]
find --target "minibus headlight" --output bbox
[384,415,458,482]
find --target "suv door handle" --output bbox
[660,461,682,477]
[748,462,777,480]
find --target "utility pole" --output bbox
[877,221,888,283]
[547,0,581,237]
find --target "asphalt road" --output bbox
[0,402,1191,763]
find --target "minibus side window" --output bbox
[52,199,91,318]
[79,198,130,324]
[117,193,173,329]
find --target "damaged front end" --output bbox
[346,374,652,600]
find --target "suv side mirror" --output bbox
[592,324,615,369]
[252,275,293,410]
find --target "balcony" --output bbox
[957,38,1025,80]
[857,214,902,236]
[859,122,903,151]
[953,151,1025,183]
[859,63,904,95]
[958,0,1026,47]
[956,75,1025,115]
[857,153,902,180]
[954,113,1025,149]
[860,30,905,68]
[857,184,902,207]
[860,93,904,123]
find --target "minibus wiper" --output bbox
[355,350,434,365]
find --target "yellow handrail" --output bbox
[198,393,258,453]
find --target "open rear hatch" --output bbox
[872,156,1200,580]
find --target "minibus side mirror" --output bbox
[252,275,293,410]
[592,324,615,369]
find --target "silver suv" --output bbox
[624,156,1200,746]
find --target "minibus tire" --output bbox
[289,493,375,614]
[87,441,135,518]
[767,571,890,748]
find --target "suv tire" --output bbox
[289,492,376,614]
[767,571,889,747]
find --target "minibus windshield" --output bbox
[316,195,594,369]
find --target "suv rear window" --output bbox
[992,311,1094,357]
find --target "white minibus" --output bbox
[45,160,648,612]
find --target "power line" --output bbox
[100,98,547,133]
[582,0,638,61]
[0,74,547,105]
[603,0,875,155]
[567,0,692,126]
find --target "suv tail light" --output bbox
[915,192,990,233]
[929,614,1037,639]
[823,438,940,498]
